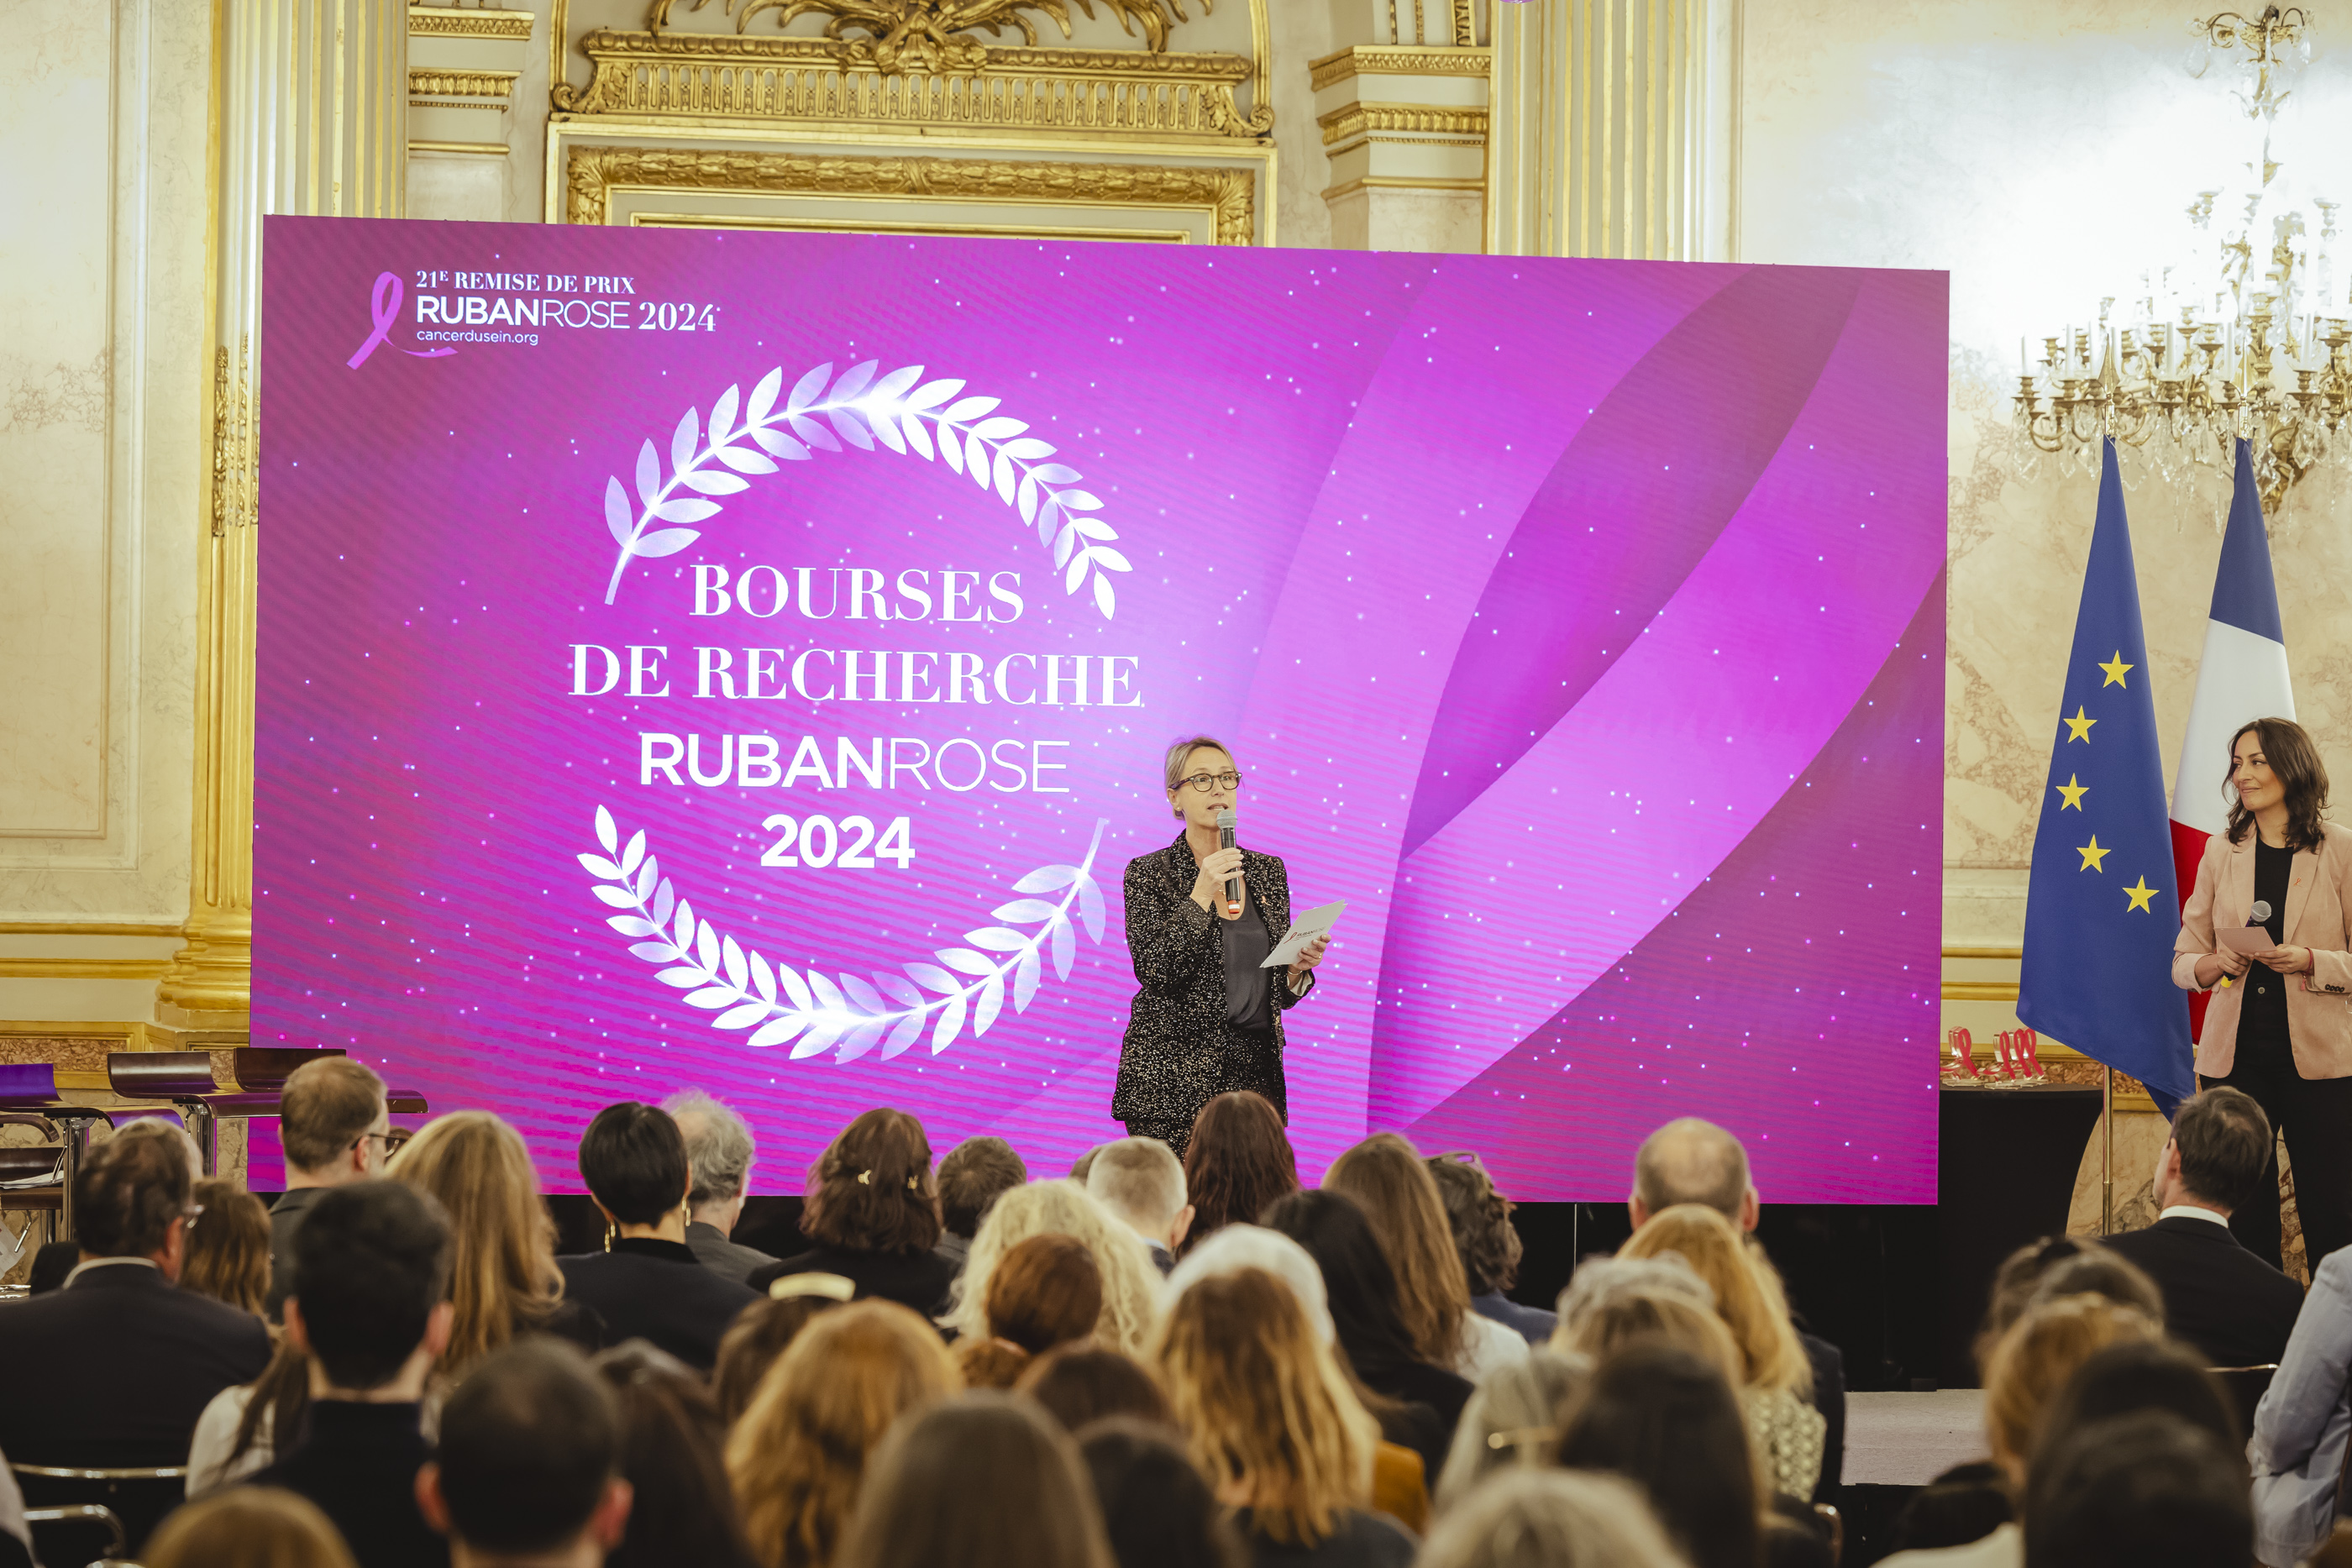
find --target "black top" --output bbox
[1221,894,1275,1030]
[2243,839,2295,1045]
[2103,1214,2307,1368]
[557,1239,762,1370]
[1798,1330,1848,1506]
[1357,1358,1472,1481]
[1236,1509,1416,1568]
[251,1402,447,1568]
[683,1220,778,1285]
[267,1187,327,1320]
[0,1262,272,1467]
[748,1244,958,1319]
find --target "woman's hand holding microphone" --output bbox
[1190,848,1245,914]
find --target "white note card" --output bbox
[1263,899,1347,968]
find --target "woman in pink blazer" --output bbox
[2175,716,2352,1271]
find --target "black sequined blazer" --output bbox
[1112,830,1317,1130]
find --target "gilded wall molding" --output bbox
[556,29,1271,138]
[210,338,255,536]
[565,145,1257,243]
[1309,45,1490,92]
[409,6,537,39]
[1318,102,1488,149]
[408,68,523,100]
[645,0,1208,76]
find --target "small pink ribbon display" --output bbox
[348,272,456,368]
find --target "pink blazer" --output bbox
[2174,820,2352,1080]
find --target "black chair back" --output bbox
[20,1504,127,1568]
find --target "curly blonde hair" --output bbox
[1982,1294,2162,1476]
[1155,1266,1378,1548]
[938,1180,1161,1356]
[1619,1204,1811,1396]
[727,1300,960,1568]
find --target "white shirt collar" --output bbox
[2158,1204,2233,1227]
[61,1256,160,1289]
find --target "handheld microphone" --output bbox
[2221,899,2271,989]
[1216,808,1242,918]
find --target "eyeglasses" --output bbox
[354,1130,393,1153]
[1178,771,1243,794]
[181,1202,207,1232]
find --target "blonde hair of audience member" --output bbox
[1552,1253,1714,1338]
[940,1179,1160,1355]
[144,1486,360,1568]
[1434,1350,1592,1513]
[1981,1293,2163,1486]
[1619,1204,1811,1396]
[1153,1266,1379,1549]
[834,1392,1116,1568]
[1559,1291,1746,1389]
[714,1295,846,1426]
[1417,1468,1687,1568]
[389,1110,568,1377]
[182,1177,272,1318]
[1323,1131,1473,1370]
[727,1298,960,1568]
[1085,1136,1195,1255]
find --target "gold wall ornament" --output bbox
[644,0,1212,76]
[409,4,537,39]
[407,68,524,99]
[564,144,1257,244]
[555,28,1268,136]
[1317,102,1488,150]
[210,338,256,537]
[1308,45,1491,92]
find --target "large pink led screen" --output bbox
[254,217,1946,1200]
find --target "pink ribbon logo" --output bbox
[348,272,455,369]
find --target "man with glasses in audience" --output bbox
[270,1056,392,1319]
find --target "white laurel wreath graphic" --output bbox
[581,807,1109,1063]
[599,360,1131,616]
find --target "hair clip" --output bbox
[856,1169,872,1185]
[906,1176,920,1192]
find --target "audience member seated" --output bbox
[1018,1345,1174,1433]
[0,1452,25,1568]
[1558,1287,1746,1386]
[1070,1146,1105,1183]
[1087,1136,1194,1274]
[711,1289,848,1425]
[1178,1092,1299,1260]
[559,1103,758,1370]
[188,1337,309,1494]
[1425,1153,1556,1346]
[182,1177,273,1319]
[1971,1235,2095,1369]
[0,1130,270,1469]
[834,1392,1116,1568]
[1883,1464,2013,1557]
[1620,1204,1826,1501]
[2102,1087,2303,1368]
[249,1180,455,1568]
[2020,1248,2166,1324]
[1629,1117,1846,1501]
[1077,1417,1247,1568]
[416,1340,634,1568]
[746,1109,957,1315]
[591,1342,759,1568]
[1261,1189,1471,1481]
[1555,1342,1824,1568]
[144,1487,360,1568]
[941,1179,1162,1356]
[2034,1340,2244,1476]
[1326,1134,1528,1382]
[270,1057,393,1319]
[391,1111,606,1376]
[1881,1293,2164,1568]
[662,1090,774,1284]
[934,1135,1026,1277]
[1552,1253,1714,1334]
[2023,1412,2252,1568]
[1153,1266,1415,1568]
[957,1234,1104,1390]
[2251,1237,2352,1565]
[1415,1469,1685,1568]
[1432,1349,1588,1510]
[725,1298,958,1568]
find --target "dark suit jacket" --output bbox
[1798,1330,1846,1503]
[2104,1213,2307,1367]
[748,1244,958,1319]
[267,1187,326,1319]
[559,1239,759,1370]
[1114,831,1316,1129]
[683,1220,775,1285]
[251,1402,447,1568]
[0,1262,272,1466]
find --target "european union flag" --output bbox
[2018,439,2195,1115]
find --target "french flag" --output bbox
[2170,438,2297,1039]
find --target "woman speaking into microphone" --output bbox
[1113,736,1331,1156]
[2176,716,2352,1270]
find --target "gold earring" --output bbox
[602,1220,615,1252]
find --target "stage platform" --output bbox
[1843,1390,1985,1486]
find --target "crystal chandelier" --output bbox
[2013,7,2352,517]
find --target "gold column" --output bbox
[157,0,408,1030]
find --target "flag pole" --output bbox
[2102,1064,2114,1235]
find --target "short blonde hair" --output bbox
[1555,1289,1744,1387]
[1619,1204,1811,1395]
[144,1487,358,1568]
[1982,1294,2162,1474]
[1163,735,1236,815]
[1155,1266,1378,1548]
[940,1180,1163,1356]
[1087,1136,1187,1233]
